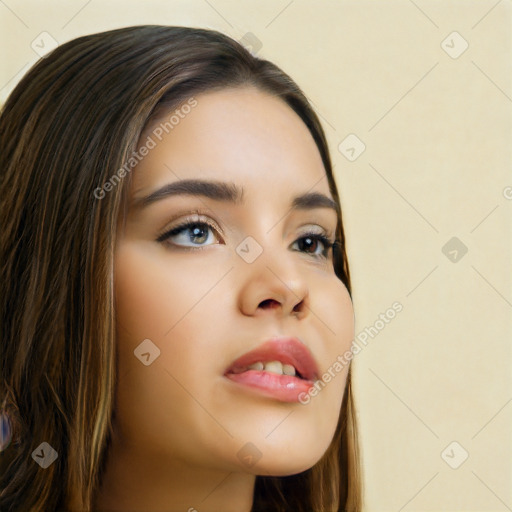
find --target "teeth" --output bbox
[264,361,283,375]
[282,364,296,376]
[246,361,297,377]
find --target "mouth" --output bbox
[224,336,319,403]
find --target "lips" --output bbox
[224,337,319,403]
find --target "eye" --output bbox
[292,232,335,259]
[157,217,335,259]
[157,219,221,248]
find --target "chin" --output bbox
[251,449,326,476]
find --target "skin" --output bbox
[95,87,354,512]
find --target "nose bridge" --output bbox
[235,217,295,281]
[234,224,309,317]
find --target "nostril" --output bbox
[293,302,303,313]
[259,299,280,309]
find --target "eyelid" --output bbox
[156,211,224,243]
[299,223,335,239]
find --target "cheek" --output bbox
[112,242,231,458]
[114,242,179,341]
[114,241,222,341]
[305,278,354,428]
[316,276,355,365]
[113,241,233,390]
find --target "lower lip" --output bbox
[225,370,315,403]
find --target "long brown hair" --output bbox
[0,25,362,511]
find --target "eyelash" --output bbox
[156,217,336,260]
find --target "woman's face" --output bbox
[113,87,354,476]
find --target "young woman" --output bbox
[0,25,362,511]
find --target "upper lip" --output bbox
[224,336,319,381]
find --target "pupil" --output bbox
[191,226,207,243]
[303,237,316,252]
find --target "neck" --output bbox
[94,436,256,512]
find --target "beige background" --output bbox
[1,1,511,510]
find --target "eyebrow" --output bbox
[131,178,340,216]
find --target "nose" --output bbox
[237,245,310,320]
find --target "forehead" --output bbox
[132,87,330,201]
